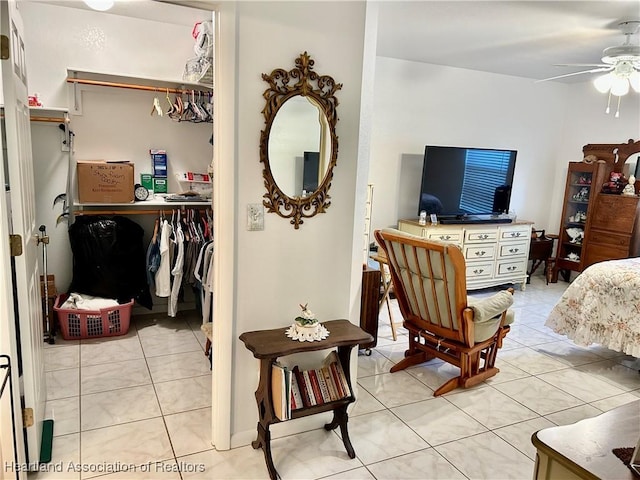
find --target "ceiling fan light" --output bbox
[83,0,114,11]
[593,73,613,93]
[611,76,630,96]
[630,71,640,93]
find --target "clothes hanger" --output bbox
[165,88,175,116]
[169,93,183,121]
[151,89,163,117]
[151,218,160,244]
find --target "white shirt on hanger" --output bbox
[168,224,185,317]
[155,219,173,297]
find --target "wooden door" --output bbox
[1,0,46,464]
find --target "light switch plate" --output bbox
[247,204,264,231]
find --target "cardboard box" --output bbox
[77,161,134,203]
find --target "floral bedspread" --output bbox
[545,257,640,357]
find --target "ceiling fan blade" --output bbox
[553,63,610,68]
[535,67,613,83]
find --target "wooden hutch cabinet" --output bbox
[584,193,640,266]
[552,139,640,282]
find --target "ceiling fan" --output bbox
[538,20,640,116]
[539,20,639,83]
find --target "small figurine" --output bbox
[622,175,636,196]
[566,227,584,244]
[577,175,591,185]
[602,171,626,194]
[295,303,318,326]
[572,187,589,202]
[286,303,329,342]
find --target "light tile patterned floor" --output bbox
[31,275,640,479]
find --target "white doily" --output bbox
[285,323,330,342]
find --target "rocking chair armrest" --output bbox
[467,290,514,322]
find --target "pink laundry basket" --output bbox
[53,294,134,340]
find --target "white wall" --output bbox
[229,1,367,446]
[369,56,640,236]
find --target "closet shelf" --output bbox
[66,68,213,94]
[75,199,211,208]
[29,107,69,123]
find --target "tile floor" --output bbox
[31,274,640,480]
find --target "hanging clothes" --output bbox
[194,240,214,324]
[146,218,161,291]
[168,222,185,317]
[155,219,173,297]
[201,241,215,324]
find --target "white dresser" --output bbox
[397,219,533,290]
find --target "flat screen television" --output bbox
[418,145,517,223]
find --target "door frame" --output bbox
[211,2,235,451]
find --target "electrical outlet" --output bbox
[247,204,264,231]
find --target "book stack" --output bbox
[271,351,351,421]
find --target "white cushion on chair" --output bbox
[467,290,515,343]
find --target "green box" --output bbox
[140,173,153,191]
[153,177,168,194]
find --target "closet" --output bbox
[27,2,215,317]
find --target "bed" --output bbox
[545,257,640,357]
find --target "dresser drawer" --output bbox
[584,244,629,266]
[465,230,498,243]
[466,262,494,279]
[591,195,639,234]
[588,229,630,249]
[398,221,426,237]
[464,245,496,261]
[496,259,527,276]
[426,230,462,243]
[499,226,530,240]
[498,241,528,258]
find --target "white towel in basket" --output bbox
[61,293,119,311]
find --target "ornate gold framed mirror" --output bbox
[260,52,342,229]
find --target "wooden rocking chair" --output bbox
[374,228,515,396]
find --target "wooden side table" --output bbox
[239,319,373,480]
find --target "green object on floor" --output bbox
[39,419,54,463]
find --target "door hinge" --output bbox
[22,407,34,427]
[9,235,22,257]
[1,35,9,60]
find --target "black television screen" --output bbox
[418,145,517,218]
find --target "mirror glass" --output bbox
[268,96,330,198]
[623,152,640,179]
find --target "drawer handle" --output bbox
[509,248,520,254]
[473,269,484,274]
[479,234,488,240]
[440,235,451,240]
[474,251,486,257]
[507,266,517,271]
[509,232,521,238]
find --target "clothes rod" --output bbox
[74,207,211,216]
[66,78,210,95]
[1,114,67,123]
[30,116,68,123]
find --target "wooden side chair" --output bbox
[374,228,515,396]
[527,228,557,284]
